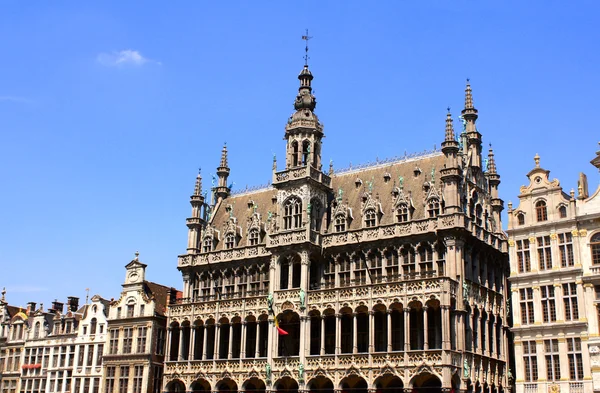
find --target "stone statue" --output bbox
[298,362,305,382]
[337,188,343,201]
[398,176,404,189]
[458,115,467,131]
[266,363,272,382]
[431,165,435,183]
[211,174,216,187]
[267,293,274,315]
[463,358,470,378]
[299,288,306,310]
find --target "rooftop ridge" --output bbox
[334,148,442,176]
[230,182,274,196]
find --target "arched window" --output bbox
[202,236,213,253]
[248,228,260,246]
[90,318,97,335]
[401,246,416,277]
[536,200,548,222]
[559,205,567,218]
[284,197,302,230]
[225,232,235,249]
[475,205,483,226]
[302,140,310,166]
[517,213,525,225]
[310,199,323,231]
[428,198,440,218]
[418,244,434,276]
[292,141,299,167]
[34,322,40,339]
[334,214,346,232]
[396,204,409,223]
[364,209,377,228]
[591,233,600,265]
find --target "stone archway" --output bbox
[190,379,211,392]
[243,377,266,393]
[412,373,442,393]
[340,375,368,393]
[216,378,238,393]
[274,376,299,393]
[375,374,403,392]
[307,376,334,393]
[166,380,186,393]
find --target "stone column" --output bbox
[241,322,247,359]
[369,311,375,353]
[423,307,429,350]
[267,318,274,361]
[299,316,307,361]
[442,306,450,350]
[553,283,565,323]
[404,308,410,351]
[189,326,195,361]
[165,327,172,361]
[352,313,358,354]
[178,327,184,360]
[320,316,325,356]
[214,323,221,359]
[255,322,261,358]
[387,311,392,352]
[300,251,310,289]
[201,326,208,360]
[228,324,234,359]
[336,314,341,355]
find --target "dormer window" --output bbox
[536,201,548,222]
[202,237,213,253]
[364,209,377,228]
[396,204,409,223]
[428,198,440,218]
[248,228,260,246]
[225,232,235,249]
[517,213,525,226]
[334,214,346,232]
[559,205,567,218]
[284,197,302,230]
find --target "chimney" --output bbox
[51,300,64,314]
[67,297,79,312]
[27,302,37,314]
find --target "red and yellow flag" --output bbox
[274,316,288,336]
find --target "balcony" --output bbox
[524,384,538,393]
[272,165,331,187]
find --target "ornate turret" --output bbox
[486,145,503,232]
[284,63,323,170]
[187,169,206,252]
[591,142,600,172]
[214,144,231,202]
[461,80,483,169]
[440,110,462,214]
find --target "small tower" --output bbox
[462,80,483,170]
[214,144,230,203]
[124,251,147,288]
[440,110,462,213]
[186,170,206,252]
[283,63,324,171]
[486,145,504,232]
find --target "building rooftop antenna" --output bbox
[302,29,312,66]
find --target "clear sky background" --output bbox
[0,2,598,309]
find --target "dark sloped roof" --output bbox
[207,151,445,250]
[144,281,181,316]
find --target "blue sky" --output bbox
[0,2,598,308]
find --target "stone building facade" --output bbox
[164,62,511,393]
[101,253,180,393]
[507,145,600,393]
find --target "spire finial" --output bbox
[465,78,474,110]
[134,251,139,261]
[1,287,5,302]
[220,143,228,168]
[487,144,497,174]
[194,168,202,196]
[445,110,455,141]
[302,29,312,66]
[534,153,540,168]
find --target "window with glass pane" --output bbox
[536,200,548,221]
[537,236,552,270]
[568,337,584,380]
[541,285,556,323]
[517,239,531,273]
[523,340,538,381]
[563,283,579,321]
[334,214,346,232]
[520,288,535,324]
[396,204,409,222]
[558,233,574,267]
[545,339,561,381]
[592,233,600,265]
[364,209,376,228]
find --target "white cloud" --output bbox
[0,96,32,104]
[97,49,160,67]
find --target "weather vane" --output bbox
[302,29,312,66]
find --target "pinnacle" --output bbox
[194,169,202,196]
[220,143,228,168]
[445,111,455,142]
[487,146,497,174]
[464,79,474,110]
